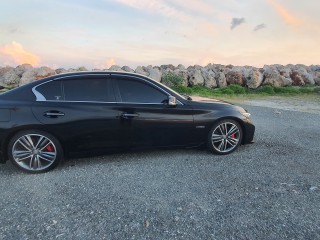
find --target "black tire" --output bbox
[207,119,243,155]
[8,130,63,173]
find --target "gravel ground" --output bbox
[0,104,320,239]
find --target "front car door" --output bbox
[110,74,196,148]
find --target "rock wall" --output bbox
[1,63,320,89]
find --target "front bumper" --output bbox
[242,121,255,144]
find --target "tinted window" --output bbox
[36,80,63,101]
[116,79,167,103]
[63,78,115,102]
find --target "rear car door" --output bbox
[111,74,195,147]
[31,75,129,153]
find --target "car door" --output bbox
[111,75,195,147]
[31,75,130,153]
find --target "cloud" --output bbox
[0,41,40,66]
[231,18,245,30]
[116,0,191,22]
[94,58,117,69]
[253,24,267,32]
[266,0,302,26]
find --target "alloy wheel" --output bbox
[12,134,57,171]
[211,121,241,153]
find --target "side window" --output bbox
[63,78,115,102]
[36,80,62,101]
[116,78,167,103]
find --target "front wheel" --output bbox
[8,130,63,173]
[208,119,243,155]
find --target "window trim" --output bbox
[32,73,183,105]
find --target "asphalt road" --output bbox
[0,105,320,240]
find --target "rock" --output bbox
[290,71,305,86]
[226,71,243,85]
[146,67,162,82]
[215,72,227,88]
[279,67,291,78]
[20,69,37,85]
[0,66,13,76]
[246,69,263,89]
[135,66,148,76]
[108,65,123,71]
[201,69,217,88]
[188,69,204,86]
[121,66,134,72]
[14,64,33,76]
[20,67,56,85]
[263,68,292,87]
[173,69,188,86]
[55,68,67,74]
[177,64,186,71]
[77,66,88,71]
[160,64,175,71]
[0,69,20,88]
[297,68,315,85]
[314,72,320,85]
[34,67,56,80]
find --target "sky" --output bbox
[0,0,319,69]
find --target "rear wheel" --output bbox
[8,130,63,173]
[208,119,243,155]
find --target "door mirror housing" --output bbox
[168,96,177,106]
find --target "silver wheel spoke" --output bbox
[40,142,51,151]
[17,139,32,151]
[227,125,237,135]
[35,136,48,149]
[24,135,35,148]
[228,137,238,145]
[40,152,56,160]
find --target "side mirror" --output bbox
[168,96,177,106]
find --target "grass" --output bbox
[173,84,320,99]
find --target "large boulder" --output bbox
[160,64,175,71]
[263,68,292,87]
[77,66,88,71]
[215,72,227,88]
[108,65,123,71]
[226,71,243,85]
[290,71,305,86]
[188,69,204,86]
[20,66,56,85]
[314,71,320,85]
[146,67,162,82]
[14,64,33,76]
[296,67,315,85]
[121,66,134,72]
[245,69,263,89]
[201,69,217,88]
[172,69,188,86]
[0,69,20,88]
[55,68,67,74]
[135,66,148,76]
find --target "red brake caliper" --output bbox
[231,133,235,139]
[46,145,54,152]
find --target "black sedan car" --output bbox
[0,72,254,173]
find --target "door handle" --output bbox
[121,113,139,119]
[44,111,65,118]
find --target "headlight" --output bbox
[241,112,251,118]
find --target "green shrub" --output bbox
[259,85,275,94]
[228,84,247,94]
[162,72,184,88]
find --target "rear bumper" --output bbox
[242,121,255,144]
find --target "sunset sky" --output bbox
[0,0,319,69]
